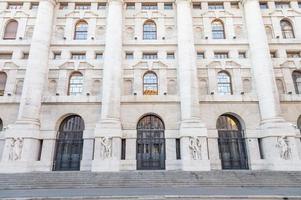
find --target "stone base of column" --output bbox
[179,119,210,171]
[0,120,41,173]
[259,119,301,171]
[91,118,122,172]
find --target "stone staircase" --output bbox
[0,170,301,190]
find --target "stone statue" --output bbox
[8,137,24,161]
[276,136,291,160]
[189,137,202,160]
[100,137,112,159]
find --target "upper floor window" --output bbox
[259,2,268,9]
[297,116,301,133]
[197,52,205,59]
[143,71,158,95]
[0,118,3,131]
[125,52,134,60]
[68,72,84,96]
[0,72,7,96]
[212,20,225,39]
[75,3,91,10]
[275,2,290,9]
[208,2,224,10]
[292,71,301,94]
[192,3,201,9]
[239,52,247,58]
[299,2,301,8]
[230,2,239,9]
[164,3,173,10]
[142,52,158,60]
[53,52,61,60]
[287,51,301,58]
[281,20,295,39]
[126,3,135,10]
[98,3,106,10]
[3,20,18,40]
[217,71,232,95]
[143,20,157,40]
[166,52,175,59]
[270,51,277,58]
[30,3,39,10]
[7,3,23,9]
[74,21,88,40]
[95,53,103,60]
[71,53,86,60]
[59,3,68,10]
[0,53,12,59]
[214,52,229,59]
[142,3,158,10]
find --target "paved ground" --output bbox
[1,186,301,199]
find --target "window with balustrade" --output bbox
[143,72,158,95]
[212,20,225,39]
[68,72,84,96]
[74,21,88,40]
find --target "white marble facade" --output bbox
[0,0,300,173]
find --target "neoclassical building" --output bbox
[0,0,300,173]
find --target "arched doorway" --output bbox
[53,115,84,171]
[137,114,165,170]
[217,114,248,169]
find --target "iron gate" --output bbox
[218,130,248,169]
[137,115,165,170]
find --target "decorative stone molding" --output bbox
[99,137,112,160]
[276,136,291,160]
[8,137,24,161]
[189,137,202,160]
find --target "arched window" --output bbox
[143,20,157,40]
[217,114,248,169]
[143,71,158,95]
[53,115,84,171]
[74,21,88,40]
[292,71,301,94]
[0,118,3,131]
[212,20,225,39]
[0,72,7,96]
[3,20,18,40]
[217,71,232,95]
[68,72,84,96]
[281,20,295,39]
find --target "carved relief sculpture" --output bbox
[100,137,112,159]
[8,137,24,161]
[276,136,291,160]
[189,137,202,160]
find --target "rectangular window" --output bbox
[59,3,68,10]
[214,52,229,59]
[230,2,239,9]
[142,3,158,10]
[121,139,126,160]
[258,138,264,159]
[7,3,23,9]
[208,2,224,10]
[23,52,29,59]
[126,52,134,60]
[164,3,173,10]
[53,52,61,60]
[142,53,158,60]
[299,2,301,8]
[166,52,175,59]
[239,52,246,58]
[197,52,205,59]
[75,3,91,10]
[0,53,12,59]
[287,51,301,58]
[126,3,135,10]
[71,53,86,60]
[30,3,39,10]
[192,3,201,9]
[98,3,106,10]
[259,2,268,9]
[176,139,181,160]
[275,2,290,9]
[95,53,103,60]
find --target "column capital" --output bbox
[41,0,57,6]
[107,0,123,4]
[175,0,192,4]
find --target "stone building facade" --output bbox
[0,0,300,173]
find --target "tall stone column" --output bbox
[176,0,210,171]
[241,0,301,170]
[0,0,56,173]
[92,0,123,172]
